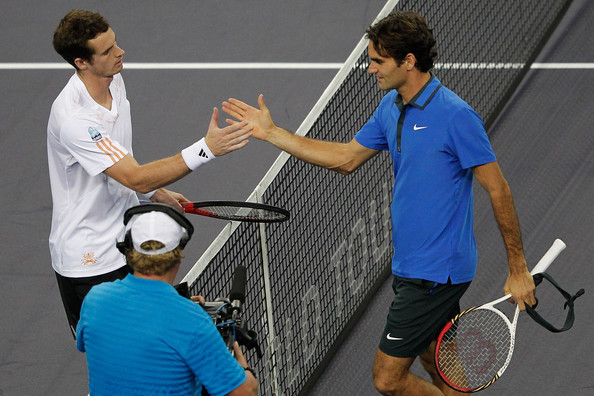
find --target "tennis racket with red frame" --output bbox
[434,239,566,393]
[180,201,289,223]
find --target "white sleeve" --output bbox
[60,118,129,176]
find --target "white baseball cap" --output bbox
[126,211,188,255]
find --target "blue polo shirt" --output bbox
[76,274,246,396]
[355,75,496,284]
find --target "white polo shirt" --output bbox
[47,73,139,277]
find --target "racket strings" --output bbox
[437,309,512,390]
[198,205,286,221]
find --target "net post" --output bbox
[254,185,281,394]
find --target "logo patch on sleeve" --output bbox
[88,127,103,142]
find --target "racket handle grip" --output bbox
[530,239,566,275]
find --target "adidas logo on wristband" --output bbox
[181,138,215,170]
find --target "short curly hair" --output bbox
[125,240,184,276]
[366,11,437,72]
[52,10,110,68]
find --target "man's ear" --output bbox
[74,57,88,70]
[404,53,417,71]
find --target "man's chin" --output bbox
[376,80,390,90]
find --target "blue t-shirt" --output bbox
[76,274,246,396]
[355,75,496,284]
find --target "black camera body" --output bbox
[202,298,262,358]
[174,267,262,359]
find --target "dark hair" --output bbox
[365,11,437,72]
[52,10,110,68]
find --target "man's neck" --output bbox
[133,272,175,285]
[399,71,432,104]
[133,263,180,285]
[76,70,114,110]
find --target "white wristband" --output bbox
[181,138,215,171]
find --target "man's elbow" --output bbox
[330,160,359,175]
[489,179,512,198]
[229,375,259,396]
[135,186,154,195]
[127,180,154,194]
[245,376,259,395]
[486,183,515,208]
[335,167,355,175]
[110,173,153,194]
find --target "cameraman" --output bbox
[76,204,258,396]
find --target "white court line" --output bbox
[0,62,593,70]
[0,62,343,70]
[531,63,594,69]
[436,62,525,69]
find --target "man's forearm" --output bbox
[489,185,526,271]
[265,127,339,168]
[104,153,192,194]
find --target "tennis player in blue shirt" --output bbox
[222,11,536,396]
[76,204,258,396]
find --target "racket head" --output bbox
[434,305,516,393]
[181,201,290,223]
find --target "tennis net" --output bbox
[183,0,571,394]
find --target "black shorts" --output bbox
[55,265,130,337]
[378,276,470,358]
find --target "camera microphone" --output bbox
[229,265,247,315]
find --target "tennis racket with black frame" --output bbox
[180,200,290,223]
[434,238,567,393]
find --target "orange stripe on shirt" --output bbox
[96,138,125,164]
[96,140,117,164]
[103,138,127,159]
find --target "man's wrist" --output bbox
[243,366,257,379]
[181,138,215,171]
